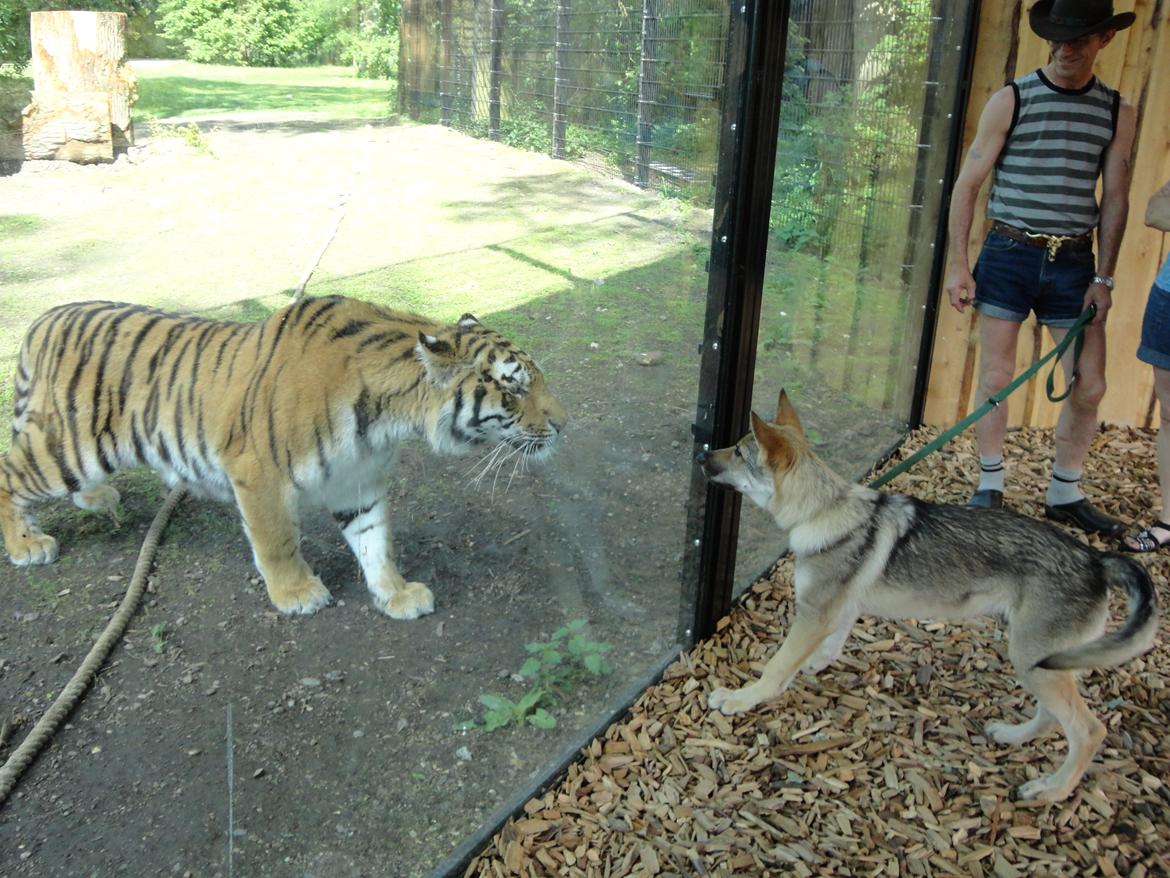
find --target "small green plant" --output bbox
[150,623,168,654]
[459,619,613,733]
[139,114,214,157]
[178,122,212,155]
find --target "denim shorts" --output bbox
[1138,281,1170,370]
[972,231,1095,327]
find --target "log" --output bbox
[21,10,136,163]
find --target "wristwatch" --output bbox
[1092,274,1115,289]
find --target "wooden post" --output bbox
[635,0,659,187]
[21,11,135,163]
[553,0,570,159]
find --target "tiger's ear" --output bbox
[773,389,805,436]
[416,332,466,387]
[457,313,481,330]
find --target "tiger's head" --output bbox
[417,314,566,462]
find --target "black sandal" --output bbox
[1121,520,1170,553]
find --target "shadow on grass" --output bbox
[0,214,45,237]
[307,213,708,373]
[0,235,107,287]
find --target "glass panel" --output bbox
[735,0,972,588]
[0,4,730,878]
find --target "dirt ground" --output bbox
[0,97,912,875]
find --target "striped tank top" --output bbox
[986,69,1120,237]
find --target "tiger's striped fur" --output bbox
[0,296,565,619]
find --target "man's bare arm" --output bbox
[944,86,1014,311]
[1087,99,1136,323]
[1095,99,1136,278]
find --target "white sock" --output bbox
[1046,465,1085,506]
[977,455,1005,493]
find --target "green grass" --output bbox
[133,61,395,120]
[1,73,31,134]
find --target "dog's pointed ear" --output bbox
[751,411,795,468]
[773,389,805,436]
[750,411,770,441]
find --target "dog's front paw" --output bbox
[379,581,435,620]
[1017,775,1074,802]
[985,720,1025,745]
[708,685,760,715]
[268,574,332,615]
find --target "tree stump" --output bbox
[21,11,137,163]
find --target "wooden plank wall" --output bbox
[923,0,1170,429]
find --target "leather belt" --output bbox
[990,221,1094,261]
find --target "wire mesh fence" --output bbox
[758,0,968,416]
[400,0,969,415]
[400,0,728,196]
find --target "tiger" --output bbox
[0,296,566,620]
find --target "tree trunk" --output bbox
[21,11,136,163]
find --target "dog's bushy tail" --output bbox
[1037,554,1159,671]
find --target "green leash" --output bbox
[869,305,1097,489]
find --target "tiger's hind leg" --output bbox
[0,433,67,566]
[330,494,434,620]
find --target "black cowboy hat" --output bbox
[1029,0,1135,41]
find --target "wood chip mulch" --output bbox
[466,426,1170,878]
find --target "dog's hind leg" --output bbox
[709,612,838,715]
[986,706,1058,746]
[1013,668,1105,801]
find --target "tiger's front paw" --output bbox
[8,528,58,566]
[267,574,332,615]
[708,685,762,716]
[73,484,121,517]
[378,582,435,620]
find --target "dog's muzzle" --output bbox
[695,449,718,478]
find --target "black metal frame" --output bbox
[908,0,983,427]
[683,0,790,641]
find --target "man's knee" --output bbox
[1070,373,1107,409]
[979,360,1016,395]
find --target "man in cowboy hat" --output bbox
[943,0,1137,536]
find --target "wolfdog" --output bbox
[697,390,1158,801]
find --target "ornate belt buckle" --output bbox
[1035,233,1070,262]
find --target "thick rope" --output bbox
[0,485,186,805]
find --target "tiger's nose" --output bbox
[695,450,710,465]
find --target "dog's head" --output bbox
[696,389,807,510]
